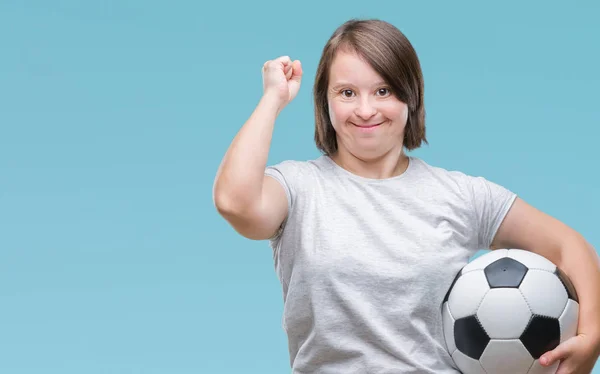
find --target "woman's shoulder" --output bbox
[412,156,514,202]
[265,154,333,178]
[410,156,475,184]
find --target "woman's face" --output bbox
[327,50,409,161]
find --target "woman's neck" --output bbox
[330,148,409,180]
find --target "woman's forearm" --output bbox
[558,233,600,345]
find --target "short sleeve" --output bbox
[466,176,518,250]
[264,160,300,240]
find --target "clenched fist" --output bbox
[262,56,302,112]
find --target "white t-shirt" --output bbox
[264,155,517,373]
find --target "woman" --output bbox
[213,18,600,373]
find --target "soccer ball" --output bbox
[442,249,579,374]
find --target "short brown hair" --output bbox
[313,18,427,155]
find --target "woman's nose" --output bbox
[354,98,377,120]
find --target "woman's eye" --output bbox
[377,88,390,96]
[341,89,354,98]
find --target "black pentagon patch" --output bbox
[555,267,579,302]
[484,257,528,288]
[454,315,490,360]
[520,316,560,359]
[443,270,463,303]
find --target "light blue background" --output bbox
[1,1,598,373]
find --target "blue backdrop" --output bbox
[1,1,598,373]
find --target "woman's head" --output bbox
[314,19,426,159]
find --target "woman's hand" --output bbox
[262,55,302,112]
[540,333,600,373]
